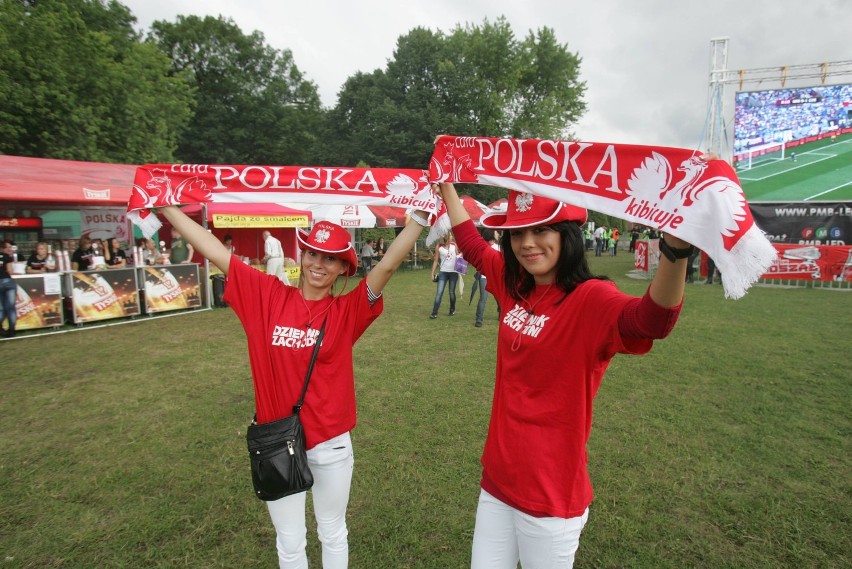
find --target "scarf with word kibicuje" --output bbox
[126,164,437,235]
[126,138,775,299]
[428,135,776,299]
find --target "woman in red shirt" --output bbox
[436,182,692,569]
[160,205,430,568]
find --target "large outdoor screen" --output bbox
[734,82,852,154]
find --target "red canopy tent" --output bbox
[0,155,138,250]
[367,205,408,228]
[458,195,489,225]
[487,198,508,213]
[0,155,136,207]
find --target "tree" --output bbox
[148,15,323,165]
[0,0,193,162]
[322,16,587,195]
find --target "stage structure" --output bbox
[703,37,852,162]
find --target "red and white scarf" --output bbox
[126,164,437,236]
[428,135,776,299]
[127,139,774,299]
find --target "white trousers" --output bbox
[266,257,289,285]
[471,490,589,569]
[266,432,354,569]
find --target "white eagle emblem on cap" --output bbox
[315,228,331,243]
[515,192,533,213]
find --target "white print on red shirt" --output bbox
[503,304,549,338]
[271,325,321,349]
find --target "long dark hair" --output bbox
[500,221,608,302]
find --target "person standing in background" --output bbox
[593,225,605,257]
[143,238,161,265]
[0,240,17,338]
[376,237,387,260]
[262,230,288,285]
[429,233,460,319]
[360,239,375,276]
[71,237,94,271]
[169,228,195,264]
[629,227,640,253]
[472,228,500,328]
[26,242,53,273]
[104,237,128,268]
[685,248,700,283]
[705,254,718,284]
[223,235,236,255]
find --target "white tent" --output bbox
[302,204,377,228]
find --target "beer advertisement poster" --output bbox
[14,274,64,330]
[70,268,141,324]
[142,264,202,314]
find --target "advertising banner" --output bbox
[141,264,202,313]
[69,268,140,323]
[284,266,301,283]
[14,274,64,330]
[634,240,649,272]
[80,208,131,243]
[211,213,310,228]
[750,202,851,246]
[761,243,852,282]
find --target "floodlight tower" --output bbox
[705,37,730,161]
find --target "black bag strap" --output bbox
[293,316,328,414]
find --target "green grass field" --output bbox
[1,255,850,568]
[737,133,852,202]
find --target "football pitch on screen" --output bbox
[736,132,852,202]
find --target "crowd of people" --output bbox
[65,230,198,272]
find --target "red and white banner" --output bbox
[80,208,130,243]
[634,240,650,272]
[127,164,436,236]
[429,135,776,299]
[761,244,852,282]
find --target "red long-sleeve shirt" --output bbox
[453,220,682,517]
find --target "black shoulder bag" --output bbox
[246,318,327,501]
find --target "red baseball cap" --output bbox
[296,221,358,276]
[479,189,587,229]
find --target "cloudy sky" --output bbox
[121,0,849,151]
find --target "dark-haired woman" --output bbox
[437,182,692,569]
[104,237,128,268]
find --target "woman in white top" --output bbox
[429,233,461,319]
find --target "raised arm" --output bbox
[160,207,231,274]
[365,213,426,295]
[645,154,721,308]
[436,182,471,227]
[647,234,690,307]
